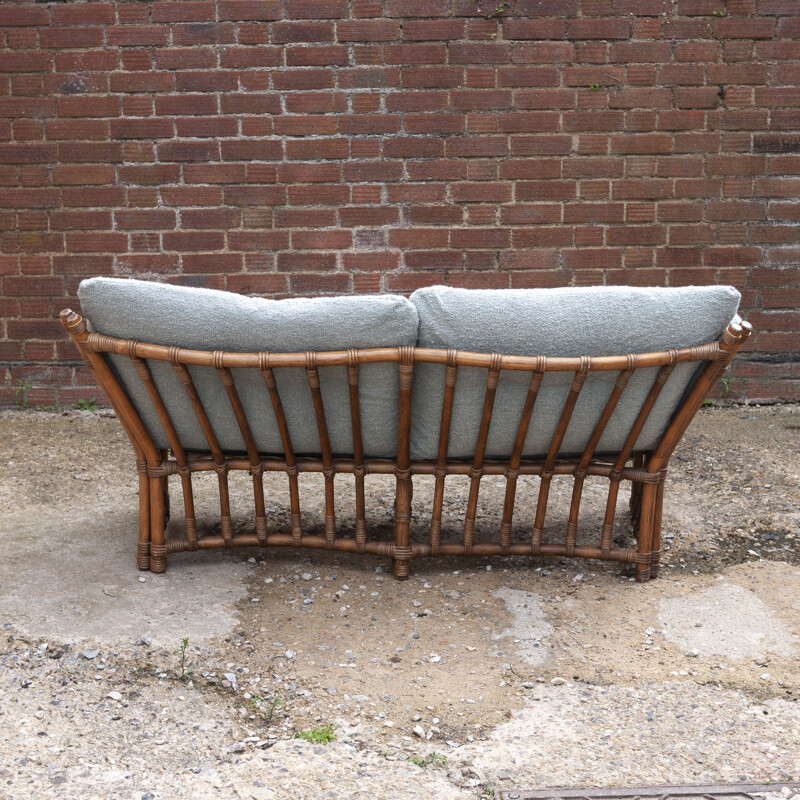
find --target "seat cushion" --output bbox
[409,285,741,460]
[79,278,419,458]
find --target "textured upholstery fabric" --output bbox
[78,278,419,457]
[409,285,741,460]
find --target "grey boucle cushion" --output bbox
[78,278,419,458]
[409,285,741,460]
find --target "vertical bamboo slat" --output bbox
[393,346,414,579]
[463,354,502,555]
[260,356,302,543]
[531,358,590,554]
[430,350,458,555]
[215,361,267,546]
[499,362,545,553]
[306,352,336,547]
[564,360,635,557]
[130,354,198,549]
[347,350,368,553]
[598,358,677,562]
[171,357,233,547]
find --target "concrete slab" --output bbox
[0,506,250,647]
[659,582,798,659]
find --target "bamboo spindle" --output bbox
[499,363,544,554]
[260,356,302,543]
[463,354,502,555]
[531,359,590,554]
[130,353,199,550]
[215,360,267,546]
[598,358,677,566]
[347,350,368,553]
[393,346,414,580]
[305,352,336,547]
[430,350,458,555]
[171,358,233,548]
[564,359,635,557]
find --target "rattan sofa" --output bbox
[61,279,750,582]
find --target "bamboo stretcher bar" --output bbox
[61,308,752,582]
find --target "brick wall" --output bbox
[1,0,799,408]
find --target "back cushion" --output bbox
[79,278,419,458]
[409,285,740,461]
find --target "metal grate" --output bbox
[501,784,800,800]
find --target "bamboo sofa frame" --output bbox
[61,308,751,583]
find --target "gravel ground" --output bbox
[0,404,798,799]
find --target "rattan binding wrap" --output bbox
[61,309,751,582]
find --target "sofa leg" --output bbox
[649,480,666,579]
[149,475,167,573]
[137,466,151,571]
[392,558,410,580]
[634,482,657,583]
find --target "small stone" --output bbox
[550,677,566,685]
[301,573,313,581]
[138,577,146,583]
[685,649,699,658]
[264,578,273,584]
[140,636,152,646]
[81,650,99,660]
[429,654,441,663]
[107,691,122,701]
[413,725,425,738]
[225,742,247,753]
[326,687,337,695]
[522,682,535,689]
[284,650,295,659]
[412,600,422,607]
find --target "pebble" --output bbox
[138,577,146,583]
[81,650,99,660]
[685,649,700,658]
[522,682,536,689]
[106,691,122,701]
[301,573,313,581]
[225,742,247,754]
[550,677,566,685]
[412,725,425,738]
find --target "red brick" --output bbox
[219,0,281,20]
[567,18,630,39]
[276,252,337,272]
[292,230,352,250]
[403,20,465,40]
[151,2,215,22]
[714,17,775,38]
[0,5,50,26]
[338,20,400,41]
